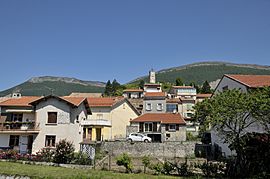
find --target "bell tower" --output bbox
[149,69,156,84]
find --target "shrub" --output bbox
[36,148,55,162]
[53,139,75,164]
[162,161,175,175]
[72,152,91,165]
[196,161,225,177]
[116,153,133,173]
[150,162,163,175]
[186,132,198,141]
[142,155,151,173]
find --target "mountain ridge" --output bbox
[129,61,270,84]
[1,61,270,97]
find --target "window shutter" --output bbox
[165,124,169,131]
[176,124,179,131]
[139,122,143,132]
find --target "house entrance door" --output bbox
[19,135,28,154]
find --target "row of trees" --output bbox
[194,87,270,177]
[104,77,212,96]
[104,79,126,96]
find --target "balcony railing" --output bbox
[0,122,39,132]
[81,119,112,127]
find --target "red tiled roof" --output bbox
[0,96,42,107]
[196,94,212,98]
[123,89,143,92]
[61,97,87,106]
[225,74,270,88]
[131,113,186,124]
[144,92,166,97]
[172,86,195,89]
[166,98,182,104]
[87,97,124,107]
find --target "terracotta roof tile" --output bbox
[87,97,124,107]
[61,97,87,106]
[123,89,143,92]
[144,92,166,97]
[0,96,42,107]
[131,113,186,124]
[226,74,270,88]
[196,94,212,98]
[166,98,182,104]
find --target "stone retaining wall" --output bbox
[101,141,196,158]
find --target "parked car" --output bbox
[127,133,152,143]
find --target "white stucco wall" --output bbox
[214,76,248,94]
[32,98,87,153]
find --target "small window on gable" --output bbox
[47,112,57,124]
[222,86,228,92]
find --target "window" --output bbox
[97,114,103,119]
[47,112,57,124]
[146,103,152,111]
[169,124,176,131]
[186,113,193,118]
[222,86,228,92]
[144,122,153,132]
[139,123,144,132]
[9,135,19,147]
[45,135,56,147]
[12,113,23,122]
[166,104,178,113]
[156,103,163,111]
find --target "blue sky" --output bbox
[0,0,270,91]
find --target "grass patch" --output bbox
[0,161,177,179]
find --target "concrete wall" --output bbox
[32,98,87,153]
[101,141,196,158]
[161,125,186,142]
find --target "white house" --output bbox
[0,95,91,154]
[211,74,270,157]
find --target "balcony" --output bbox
[81,119,112,127]
[0,122,40,134]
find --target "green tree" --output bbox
[175,77,184,86]
[139,80,145,89]
[194,89,256,176]
[53,139,75,164]
[201,80,211,93]
[104,80,112,96]
[189,81,201,93]
[250,87,270,134]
